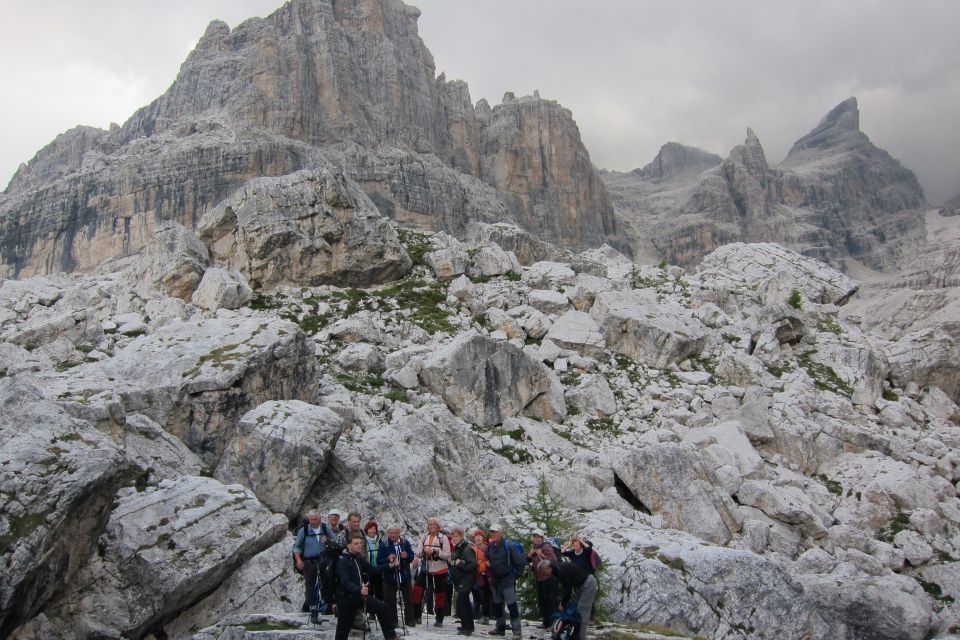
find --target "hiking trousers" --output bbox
[302,558,322,612]
[335,597,396,640]
[535,576,558,626]
[383,579,414,627]
[575,575,597,640]
[490,577,521,635]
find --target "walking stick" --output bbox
[394,544,407,635]
[362,582,368,640]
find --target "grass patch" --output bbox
[0,509,53,556]
[336,373,384,394]
[878,511,911,543]
[766,360,795,379]
[372,278,454,334]
[384,389,408,403]
[560,371,582,386]
[250,293,282,311]
[817,474,843,496]
[495,445,533,464]
[917,577,955,604]
[797,351,853,398]
[586,416,622,436]
[882,387,899,401]
[397,228,432,267]
[817,316,844,335]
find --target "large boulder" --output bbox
[420,333,566,427]
[162,539,301,639]
[613,442,743,544]
[544,310,606,357]
[583,510,830,640]
[190,267,253,311]
[126,222,209,301]
[198,169,411,289]
[31,476,287,639]
[36,317,319,467]
[695,242,859,308]
[590,289,708,368]
[886,322,960,403]
[214,400,344,518]
[0,379,130,638]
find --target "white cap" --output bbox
[489,523,503,532]
[532,529,545,537]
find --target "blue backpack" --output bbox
[551,602,581,640]
[505,538,527,579]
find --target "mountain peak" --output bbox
[784,97,865,161]
[637,142,721,181]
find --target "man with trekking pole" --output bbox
[379,524,415,631]
[335,533,398,640]
[484,524,525,640]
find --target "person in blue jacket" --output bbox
[378,524,416,629]
[292,510,333,615]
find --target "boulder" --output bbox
[467,244,520,278]
[162,539,301,638]
[190,267,253,311]
[544,310,606,358]
[564,374,617,418]
[695,243,859,308]
[215,400,343,518]
[425,247,468,279]
[527,289,570,315]
[36,317,319,467]
[613,442,742,544]
[127,222,209,300]
[38,476,287,639]
[797,573,936,640]
[420,333,565,427]
[886,322,960,403]
[736,480,834,539]
[0,378,129,638]
[121,413,204,483]
[198,169,411,289]
[591,289,708,368]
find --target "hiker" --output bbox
[484,524,525,639]
[379,525,416,628]
[292,510,330,615]
[336,533,397,640]
[539,560,596,640]
[412,517,452,627]
[364,520,385,601]
[470,529,492,624]
[527,530,558,628]
[337,510,363,546]
[561,535,600,620]
[450,527,478,636]
[327,509,345,537]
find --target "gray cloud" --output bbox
[2,0,958,204]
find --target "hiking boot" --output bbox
[511,632,521,640]
[434,619,443,627]
[458,630,473,636]
[309,613,319,625]
[489,628,507,636]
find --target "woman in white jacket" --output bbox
[412,517,452,626]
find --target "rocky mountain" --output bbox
[942,193,960,217]
[0,0,614,280]
[604,98,928,270]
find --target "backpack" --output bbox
[589,548,602,572]
[551,603,581,640]
[292,517,310,574]
[545,536,563,561]
[505,538,526,580]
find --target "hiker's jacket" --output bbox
[414,531,451,575]
[450,540,478,592]
[486,538,524,581]
[293,524,334,559]
[336,550,386,606]
[377,537,415,584]
[528,542,558,581]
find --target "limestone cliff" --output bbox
[605,98,928,269]
[0,0,614,278]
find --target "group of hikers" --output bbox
[292,510,600,640]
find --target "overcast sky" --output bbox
[1,1,958,204]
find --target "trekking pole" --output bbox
[394,545,407,636]
[362,582,369,640]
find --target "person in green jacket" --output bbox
[450,527,478,636]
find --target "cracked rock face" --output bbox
[420,332,566,427]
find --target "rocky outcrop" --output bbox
[604,98,927,269]
[941,192,960,217]
[198,169,411,288]
[1,0,615,279]
[0,379,130,638]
